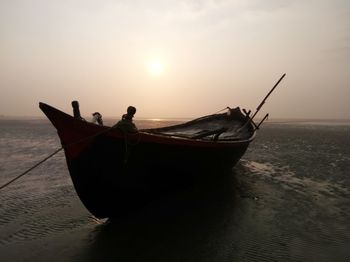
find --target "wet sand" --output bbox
[1,165,349,262]
[1,120,349,261]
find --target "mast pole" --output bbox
[250,73,286,121]
[238,73,286,132]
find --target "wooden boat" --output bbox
[39,103,255,218]
[38,73,286,219]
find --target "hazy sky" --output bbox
[0,0,349,119]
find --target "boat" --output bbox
[39,75,285,219]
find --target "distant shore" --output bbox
[1,116,350,125]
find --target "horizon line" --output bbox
[1,115,350,122]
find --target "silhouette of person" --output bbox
[113,106,138,133]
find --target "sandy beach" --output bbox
[1,120,349,261]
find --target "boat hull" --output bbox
[39,103,254,218]
[69,135,249,218]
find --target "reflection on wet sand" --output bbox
[83,173,239,262]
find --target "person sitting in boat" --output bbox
[92,112,103,126]
[113,106,138,133]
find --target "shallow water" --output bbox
[0,119,349,262]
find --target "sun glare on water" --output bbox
[147,59,164,76]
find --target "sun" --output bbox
[147,59,164,76]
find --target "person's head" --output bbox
[122,106,136,121]
[127,106,136,117]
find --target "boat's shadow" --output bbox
[83,170,241,262]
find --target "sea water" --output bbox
[0,118,349,262]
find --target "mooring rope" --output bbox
[0,126,118,191]
[0,147,63,191]
[120,131,142,163]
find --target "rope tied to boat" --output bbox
[113,128,141,163]
[0,126,129,191]
[0,148,64,191]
